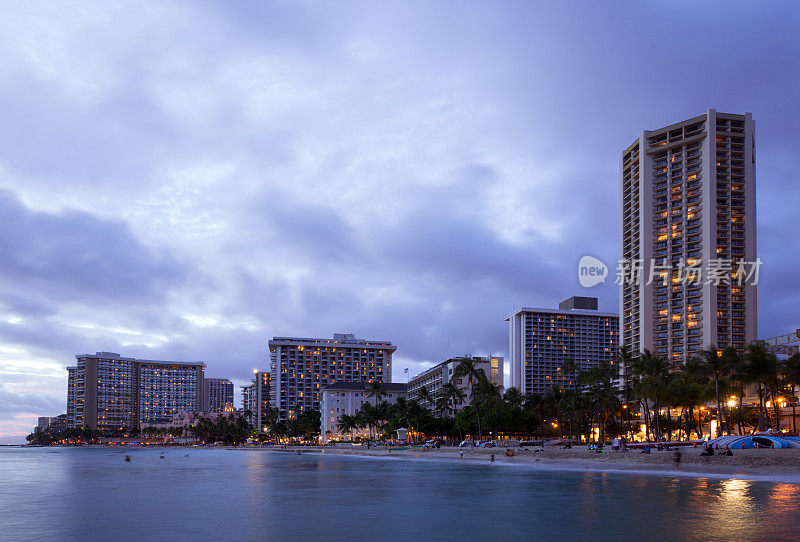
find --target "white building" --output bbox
[620,110,757,364]
[268,333,396,420]
[407,356,502,413]
[320,382,407,442]
[506,297,618,395]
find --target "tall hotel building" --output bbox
[67,352,206,430]
[205,377,235,413]
[507,297,618,395]
[620,110,756,363]
[268,333,396,420]
[242,370,271,433]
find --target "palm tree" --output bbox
[434,396,450,419]
[441,382,465,417]
[375,401,391,439]
[367,381,387,406]
[631,350,670,442]
[614,347,636,439]
[406,400,425,443]
[580,360,618,443]
[418,386,434,413]
[783,353,800,434]
[454,357,484,440]
[561,358,577,442]
[503,387,524,410]
[667,365,704,440]
[477,376,502,442]
[357,403,377,440]
[337,413,358,441]
[696,346,733,437]
[743,342,780,431]
[263,407,280,441]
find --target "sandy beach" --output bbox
[266,444,800,482]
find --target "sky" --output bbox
[1,1,799,443]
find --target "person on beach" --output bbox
[490,454,495,463]
[673,449,682,468]
[701,444,714,456]
[612,438,620,452]
[460,450,464,460]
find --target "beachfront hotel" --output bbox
[320,382,407,442]
[407,355,503,412]
[242,370,272,433]
[506,297,618,395]
[66,352,206,430]
[268,333,396,420]
[620,110,757,364]
[35,414,68,433]
[205,377,235,413]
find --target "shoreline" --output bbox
[266,445,800,484]
[13,443,800,484]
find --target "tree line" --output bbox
[323,346,800,444]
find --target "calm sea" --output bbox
[1,447,799,541]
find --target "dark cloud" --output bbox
[0,190,184,305]
[0,384,63,417]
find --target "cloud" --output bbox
[0,190,184,305]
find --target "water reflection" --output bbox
[2,448,800,542]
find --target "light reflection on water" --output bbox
[1,447,799,541]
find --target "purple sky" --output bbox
[1,1,798,443]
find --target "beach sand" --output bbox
[268,444,800,482]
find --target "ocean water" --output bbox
[1,447,799,541]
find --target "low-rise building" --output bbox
[407,356,501,413]
[139,407,239,434]
[320,382,407,442]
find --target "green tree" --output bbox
[743,342,780,431]
[477,376,502,441]
[631,350,670,442]
[696,346,734,436]
[561,358,577,442]
[454,357,485,440]
[367,381,387,405]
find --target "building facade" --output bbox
[620,110,757,364]
[205,378,235,413]
[66,352,206,430]
[35,414,68,433]
[268,333,396,420]
[506,298,618,395]
[407,355,502,413]
[320,382,407,442]
[241,370,272,433]
[66,366,77,428]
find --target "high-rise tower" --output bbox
[620,110,757,364]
